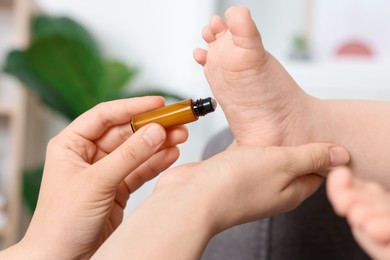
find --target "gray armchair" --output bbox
[201,128,369,260]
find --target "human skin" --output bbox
[193,6,390,188]
[93,143,350,259]
[327,167,390,260]
[0,97,188,259]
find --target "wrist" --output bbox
[155,179,249,237]
[94,188,217,259]
[17,226,74,260]
[148,187,219,235]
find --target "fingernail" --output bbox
[329,147,350,166]
[143,124,165,147]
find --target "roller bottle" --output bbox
[130,97,217,132]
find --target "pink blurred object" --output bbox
[336,40,375,58]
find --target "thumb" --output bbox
[90,123,166,189]
[280,143,350,210]
[284,143,350,178]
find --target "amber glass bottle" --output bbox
[130,97,217,132]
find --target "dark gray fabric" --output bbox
[270,183,368,260]
[202,220,270,260]
[201,128,369,260]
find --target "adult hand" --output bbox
[94,142,349,260]
[156,143,350,232]
[19,97,188,259]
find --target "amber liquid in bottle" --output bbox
[130,97,217,132]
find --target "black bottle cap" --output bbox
[193,97,218,117]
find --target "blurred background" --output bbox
[1,0,390,249]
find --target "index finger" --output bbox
[64,96,165,140]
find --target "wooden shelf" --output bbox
[0,0,12,8]
[0,227,5,237]
[0,219,6,237]
[0,194,6,237]
[0,0,29,249]
[0,103,13,117]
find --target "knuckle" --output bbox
[94,101,109,110]
[279,149,297,175]
[121,145,142,162]
[144,160,159,177]
[130,171,146,189]
[117,125,131,141]
[309,147,329,170]
[95,102,112,128]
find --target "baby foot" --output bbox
[327,167,390,260]
[194,6,313,146]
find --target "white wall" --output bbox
[217,0,308,60]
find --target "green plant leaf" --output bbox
[24,36,107,119]
[102,60,137,98]
[4,50,75,120]
[32,15,101,59]
[22,166,43,214]
[109,89,186,102]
